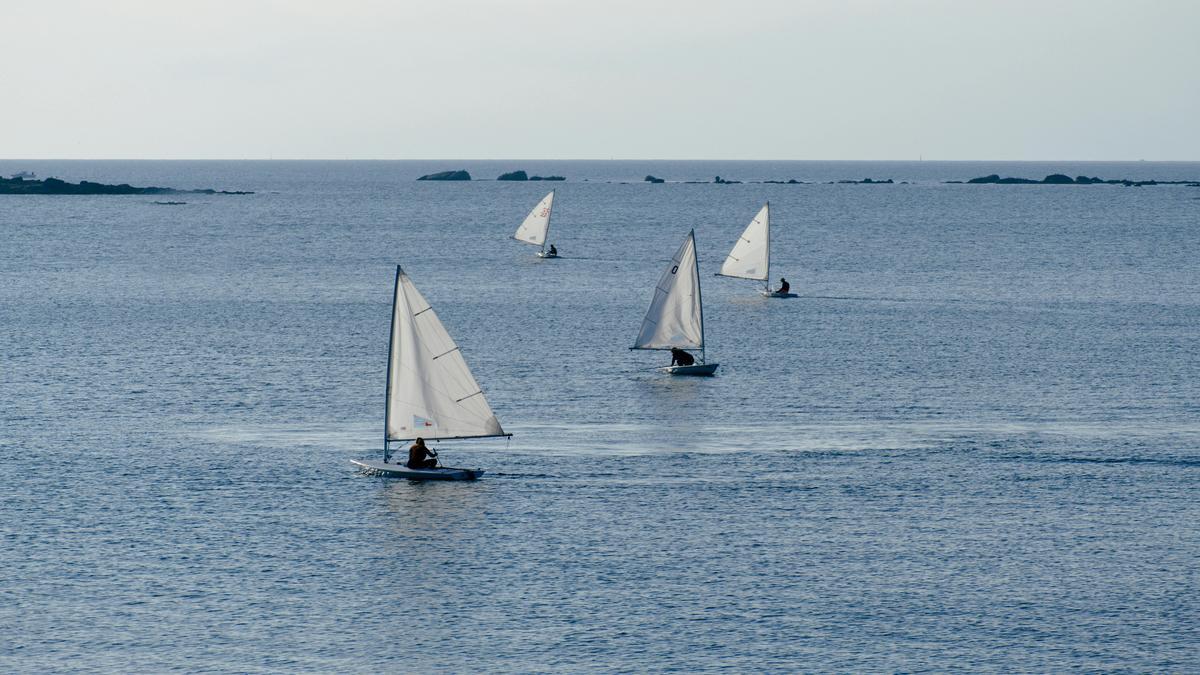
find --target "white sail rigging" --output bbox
[633,230,705,351]
[718,203,770,283]
[385,266,506,442]
[512,190,555,249]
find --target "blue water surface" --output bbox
[2,160,1199,671]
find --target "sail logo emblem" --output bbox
[413,415,436,429]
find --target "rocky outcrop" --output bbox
[834,178,893,184]
[644,175,665,183]
[961,173,1198,186]
[0,175,252,195]
[714,176,741,184]
[417,170,471,181]
[496,170,564,181]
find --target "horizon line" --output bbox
[2,158,1196,163]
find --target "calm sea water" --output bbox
[2,160,1199,672]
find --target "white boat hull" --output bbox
[536,251,559,258]
[761,290,797,298]
[351,459,484,481]
[661,363,719,376]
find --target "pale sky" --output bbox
[2,0,1197,160]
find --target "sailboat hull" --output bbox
[761,290,798,298]
[661,363,719,376]
[535,251,559,258]
[351,459,484,481]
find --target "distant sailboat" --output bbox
[631,230,719,376]
[513,190,559,258]
[352,266,510,480]
[717,202,796,297]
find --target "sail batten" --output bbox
[513,191,555,247]
[719,204,770,281]
[632,230,704,351]
[385,266,506,442]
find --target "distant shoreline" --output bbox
[0,175,253,195]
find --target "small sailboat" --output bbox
[351,266,510,480]
[631,230,719,376]
[512,190,559,258]
[717,202,796,297]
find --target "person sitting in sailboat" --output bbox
[548,244,557,256]
[777,277,790,294]
[407,438,438,469]
[670,347,696,367]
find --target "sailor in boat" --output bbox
[548,244,558,256]
[406,437,438,469]
[670,347,696,367]
[777,277,790,294]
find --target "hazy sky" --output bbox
[3,0,1197,160]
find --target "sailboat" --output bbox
[351,265,510,480]
[512,190,558,258]
[631,230,719,376]
[716,202,796,297]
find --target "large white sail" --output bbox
[512,191,554,247]
[718,203,770,281]
[385,266,506,441]
[633,230,704,350]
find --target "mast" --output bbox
[692,229,706,364]
[764,201,771,294]
[383,265,401,462]
[543,189,553,254]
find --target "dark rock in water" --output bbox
[0,175,252,195]
[714,176,741,184]
[966,174,1002,184]
[492,171,563,181]
[958,173,1197,186]
[1042,173,1075,184]
[153,201,187,205]
[417,170,471,181]
[834,178,894,184]
[190,188,254,194]
[644,175,665,184]
[965,174,1039,184]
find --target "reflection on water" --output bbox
[380,477,490,537]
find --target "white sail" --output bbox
[513,191,554,247]
[633,230,704,350]
[718,203,770,281]
[385,266,506,441]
